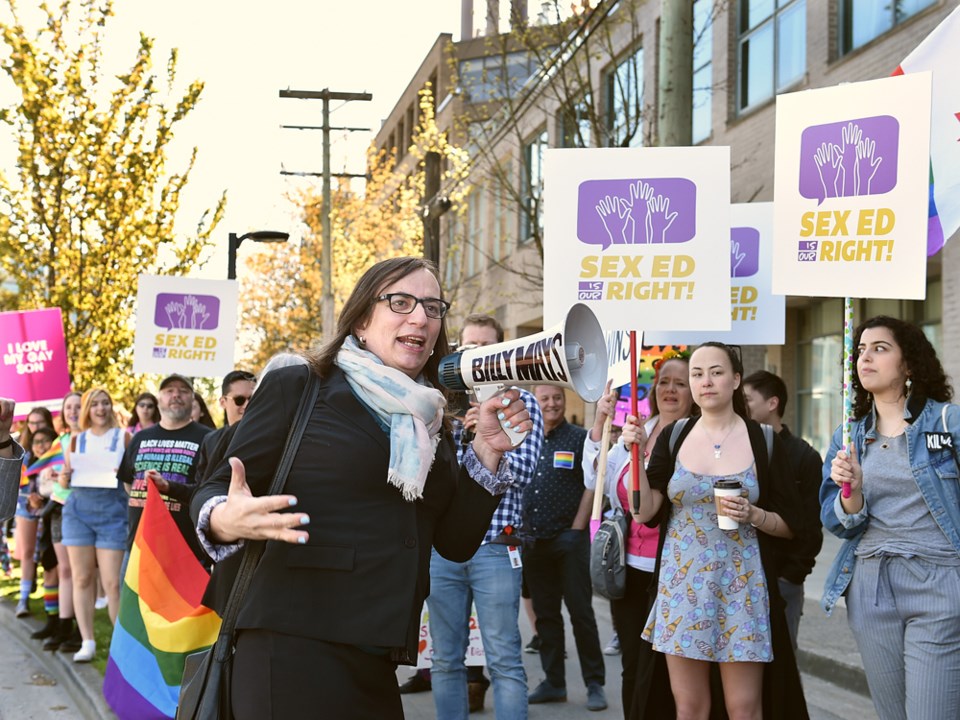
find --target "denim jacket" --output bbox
[820,396,960,614]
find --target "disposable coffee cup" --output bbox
[714,479,742,530]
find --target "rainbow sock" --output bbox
[44,585,59,615]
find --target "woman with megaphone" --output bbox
[623,342,808,719]
[191,257,533,719]
[584,350,697,719]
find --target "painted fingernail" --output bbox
[298,536,307,545]
[501,397,511,407]
[497,411,506,421]
[300,515,310,525]
[288,498,298,507]
[503,420,512,428]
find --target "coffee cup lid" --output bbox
[714,479,742,490]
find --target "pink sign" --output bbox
[0,308,71,419]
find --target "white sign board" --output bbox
[133,275,240,377]
[771,73,932,299]
[647,203,784,345]
[415,603,486,668]
[543,147,732,332]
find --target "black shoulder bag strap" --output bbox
[212,370,320,663]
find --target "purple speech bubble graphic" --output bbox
[577,178,697,250]
[799,115,899,205]
[154,293,220,331]
[730,227,759,278]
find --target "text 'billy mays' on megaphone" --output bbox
[438,303,609,447]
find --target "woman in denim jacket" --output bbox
[821,316,960,720]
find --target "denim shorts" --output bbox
[15,494,39,520]
[61,487,129,551]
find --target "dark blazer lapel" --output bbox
[324,366,391,455]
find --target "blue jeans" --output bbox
[427,544,527,720]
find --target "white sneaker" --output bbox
[73,640,96,663]
[94,596,108,610]
[603,635,621,655]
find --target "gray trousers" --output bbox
[848,554,960,720]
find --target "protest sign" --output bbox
[543,146,731,332]
[415,603,485,668]
[0,308,71,418]
[772,73,932,299]
[133,275,239,377]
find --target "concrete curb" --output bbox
[795,598,870,698]
[0,602,115,720]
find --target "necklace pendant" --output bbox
[714,445,722,459]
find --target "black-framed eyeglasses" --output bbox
[377,293,450,320]
[226,395,251,407]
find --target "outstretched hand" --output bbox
[209,457,310,545]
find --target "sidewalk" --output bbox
[0,600,115,720]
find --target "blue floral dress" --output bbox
[642,461,772,663]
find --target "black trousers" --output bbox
[523,528,605,688]
[231,629,403,720]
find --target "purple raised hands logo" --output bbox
[799,115,899,205]
[730,227,759,278]
[154,293,220,331]
[577,178,697,249]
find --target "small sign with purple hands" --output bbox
[577,178,696,249]
[730,227,759,278]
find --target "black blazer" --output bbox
[191,364,501,663]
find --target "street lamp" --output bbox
[227,230,290,279]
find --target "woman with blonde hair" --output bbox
[60,388,131,662]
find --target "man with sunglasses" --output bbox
[195,370,257,485]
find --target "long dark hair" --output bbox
[20,406,55,452]
[693,342,749,419]
[308,257,450,388]
[852,315,952,419]
[127,392,160,429]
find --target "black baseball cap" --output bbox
[159,374,194,391]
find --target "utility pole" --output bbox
[280,88,373,341]
[657,1,693,147]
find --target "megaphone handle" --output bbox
[591,416,612,522]
[472,384,528,449]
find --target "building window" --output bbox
[604,45,644,147]
[466,187,485,278]
[493,178,506,262]
[521,128,548,241]
[840,0,935,55]
[444,215,461,287]
[692,0,713,143]
[738,0,806,112]
[458,51,539,103]
[559,96,592,148]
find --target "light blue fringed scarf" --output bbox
[336,335,446,501]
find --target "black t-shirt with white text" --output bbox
[117,422,212,563]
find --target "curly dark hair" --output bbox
[852,316,952,419]
[691,342,749,420]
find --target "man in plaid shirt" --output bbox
[0,398,24,523]
[423,315,544,719]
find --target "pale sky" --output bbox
[8,0,476,278]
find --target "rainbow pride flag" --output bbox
[25,437,64,476]
[893,6,960,255]
[19,461,29,488]
[103,481,220,719]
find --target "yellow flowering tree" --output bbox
[0,0,225,397]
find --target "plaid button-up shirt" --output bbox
[453,388,544,545]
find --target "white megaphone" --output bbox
[438,303,609,446]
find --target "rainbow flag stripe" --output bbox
[19,461,29,488]
[26,437,64,477]
[103,481,220,720]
